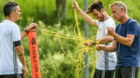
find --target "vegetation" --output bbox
[0,0,140,78]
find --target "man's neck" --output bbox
[5,16,16,22]
[103,12,109,21]
[120,14,129,24]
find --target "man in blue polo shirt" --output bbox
[96,1,140,78]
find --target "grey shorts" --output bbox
[115,66,139,78]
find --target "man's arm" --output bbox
[21,31,28,41]
[15,45,26,67]
[85,35,113,46]
[21,23,38,40]
[15,45,28,78]
[98,35,114,44]
[96,40,117,52]
[72,0,97,27]
[113,34,134,47]
[108,27,135,47]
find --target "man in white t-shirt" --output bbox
[0,1,38,78]
[72,0,117,78]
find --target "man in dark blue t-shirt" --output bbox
[95,1,140,78]
[115,19,140,67]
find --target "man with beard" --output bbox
[72,0,117,78]
[96,1,140,78]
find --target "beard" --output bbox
[98,12,104,22]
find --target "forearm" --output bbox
[75,8,97,26]
[98,35,114,44]
[112,33,134,46]
[18,54,26,66]
[101,45,116,52]
[16,46,26,66]
[21,31,28,40]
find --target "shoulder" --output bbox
[115,24,121,31]
[2,20,19,28]
[10,22,19,30]
[6,21,20,32]
[104,17,116,28]
[128,18,139,26]
[127,19,139,31]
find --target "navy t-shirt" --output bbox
[115,18,140,67]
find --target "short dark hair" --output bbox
[3,1,18,16]
[86,1,104,14]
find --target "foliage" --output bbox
[0,0,140,78]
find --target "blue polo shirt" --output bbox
[115,18,140,67]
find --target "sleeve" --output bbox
[95,20,99,27]
[127,22,139,37]
[114,25,119,40]
[104,21,116,35]
[11,24,21,47]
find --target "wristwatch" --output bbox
[24,28,29,33]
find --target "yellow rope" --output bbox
[36,4,107,78]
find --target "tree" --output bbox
[55,0,66,20]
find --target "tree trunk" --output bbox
[55,0,66,20]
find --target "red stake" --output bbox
[28,28,41,78]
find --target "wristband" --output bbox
[24,28,29,33]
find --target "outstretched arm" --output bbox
[72,0,97,27]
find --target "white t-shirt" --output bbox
[95,17,117,70]
[0,20,22,75]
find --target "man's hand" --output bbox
[96,45,102,51]
[26,23,38,31]
[22,66,28,78]
[85,42,93,47]
[72,0,80,10]
[107,27,115,36]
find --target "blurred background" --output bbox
[0,0,140,78]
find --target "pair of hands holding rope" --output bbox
[96,27,115,51]
[85,27,115,51]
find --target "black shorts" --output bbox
[93,69,115,78]
[0,74,23,78]
[115,66,139,78]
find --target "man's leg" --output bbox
[135,67,139,78]
[93,69,115,78]
[17,74,23,78]
[115,66,122,78]
[93,69,101,78]
[104,70,114,78]
[121,67,139,78]
[0,75,4,78]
